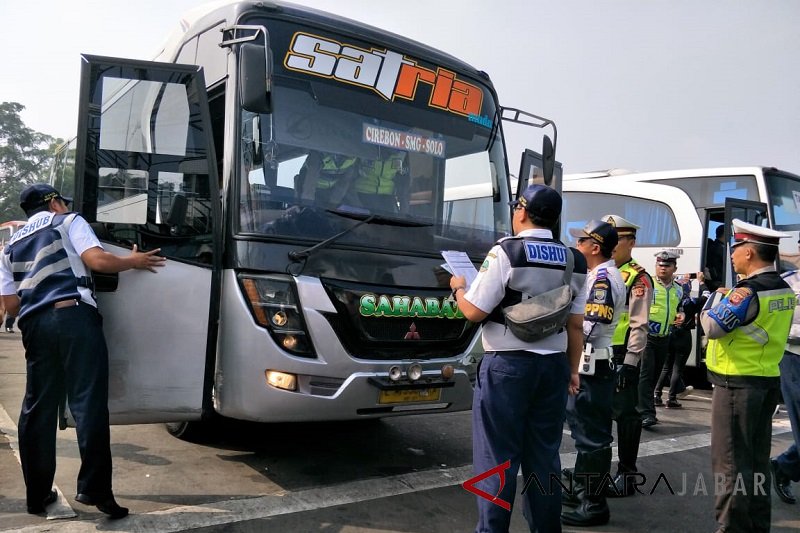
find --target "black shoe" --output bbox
[665,399,682,409]
[75,493,129,519]
[654,396,663,407]
[605,472,637,498]
[561,497,610,527]
[27,489,57,514]
[771,459,797,504]
[641,416,658,429]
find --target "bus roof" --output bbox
[154,0,490,84]
[564,166,799,183]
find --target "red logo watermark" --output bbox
[461,460,512,510]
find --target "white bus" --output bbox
[561,166,800,376]
[50,1,558,436]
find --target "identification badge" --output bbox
[580,342,596,376]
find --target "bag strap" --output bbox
[562,246,575,287]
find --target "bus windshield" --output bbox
[765,169,800,271]
[237,21,510,259]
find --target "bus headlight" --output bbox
[407,363,423,381]
[240,275,315,358]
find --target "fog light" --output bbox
[407,363,423,381]
[265,370,297,391]
[441,364,454,380]
[282,334,298,350]
[271,310,288,327]
[388,365,403,381]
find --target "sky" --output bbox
[1,0,798,175]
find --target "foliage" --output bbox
[0,102,63,221]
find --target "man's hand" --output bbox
[568,372,580,396]
[129,245,166,273]
[615,363,638,391]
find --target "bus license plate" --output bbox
[379,387,441,405]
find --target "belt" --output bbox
[591,347,613,360]
[54,299,79,309]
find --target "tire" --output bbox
[164,421,207,442]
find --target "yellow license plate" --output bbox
[379,387,442,404]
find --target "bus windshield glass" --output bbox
[238,20,510,258]
[764,169,800,271]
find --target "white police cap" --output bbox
[654,250,679,265]
[601,214,639,236]
[731,218,790,248]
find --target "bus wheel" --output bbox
[165,421,206,441]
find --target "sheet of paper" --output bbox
[441,250,478,289]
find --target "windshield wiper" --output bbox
[287,208,432,263]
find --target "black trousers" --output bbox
[17,303,113,505]
[711,384,780,533]
[656,329,692,400]
[638,335,669,418]
[611,348,641,474]
[567,361,615,453]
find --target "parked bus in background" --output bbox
[49,0,558,437]
[561,166,800,381]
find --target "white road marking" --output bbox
[0,403,76,519]
[8,414,791,533]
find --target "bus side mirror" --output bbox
[239,43,272,113]
[542,135,555,186]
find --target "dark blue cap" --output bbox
[19,184,72,211]
[509,184,562,226]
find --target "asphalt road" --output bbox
[1,331,798,532]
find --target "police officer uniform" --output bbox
[297,152,358,205]
[638,251,681,427]
[655,275,706,407]
[0,184,135,518]
[460,185,587,533]
[700,219,794,533]
[561,220,626,527]
[354,150,408,213]
[600,214,653,497]
[772,260,800,504]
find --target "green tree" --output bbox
[0,102,63,221]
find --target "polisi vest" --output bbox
[355,152,405,195]
[611,260,651,346]
[706,273,794,378]
[316,155,357,189]
[648,279,681,337]
[487,236,582,325]
[4,212,92,319]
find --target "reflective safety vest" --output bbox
[611,260,650,346]
[707,274,794,377]
[648,279,680,337]
[355,152,405,195]
[317,155,357,189]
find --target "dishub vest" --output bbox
[4,212,92,319]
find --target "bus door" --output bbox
[723,198,770,287]
[71,55,221,424]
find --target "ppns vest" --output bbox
[4,213,92,319]
[706,272,794,377]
